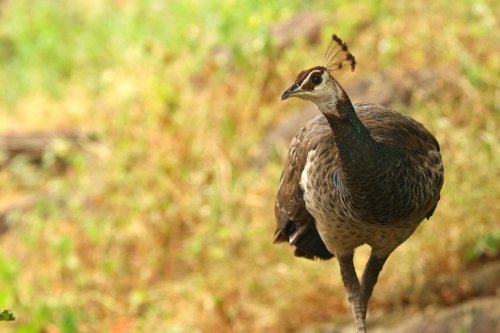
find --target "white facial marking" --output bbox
[300,70,326,90]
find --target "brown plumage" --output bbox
[274,35,444,333]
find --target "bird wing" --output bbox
[274,115,335,260]
[356,103,441,155]
[355,103,444,220]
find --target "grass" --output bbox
[0,0,498,332]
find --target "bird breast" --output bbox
[299,144,433,256]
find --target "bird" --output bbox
[274,34,444,333]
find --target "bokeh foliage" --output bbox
[0,0,498,332]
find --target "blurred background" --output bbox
[0,0,498,332]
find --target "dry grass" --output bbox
[0,0,498,332]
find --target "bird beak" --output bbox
[281,83,301,101]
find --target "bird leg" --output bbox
[338,254,366,333]
[359,253,388,320]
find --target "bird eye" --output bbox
[311,75,322,85]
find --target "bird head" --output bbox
[281,34,356,105]
[281,66,334,103]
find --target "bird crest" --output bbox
[323,34,356,73]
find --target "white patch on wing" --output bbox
[300,149,316,192]
[289,230,299,244]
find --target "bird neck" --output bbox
[317,86,380,178]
